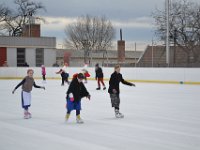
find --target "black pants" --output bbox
[67,110,80,116]
[61,72,69,85]
[42,75,46,81]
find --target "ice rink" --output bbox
[0,79,200,150]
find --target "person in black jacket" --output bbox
[108,65,135,118]
[65,73,90,123]
[95,63,106,90]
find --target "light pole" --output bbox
[135,42,137,67]
[166,0,170,66]
[152,38,154,67]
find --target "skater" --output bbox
[41,65,46,83]
[12,69,45,119]
[95,63,106,90]
[108,65,135,118]
[56,62,70,86]
[65,73,91,124]
[82,63,90,83]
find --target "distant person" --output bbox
[95,63,106,90]
[56,62,70,85]
[108,65,135,118]
[65,73,91,123]
[82,63,90,83]
[23,62,29,67]
[12,69,45,119]
[52,61,59,67]
[41,65,46,83]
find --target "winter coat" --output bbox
[66,77,89,102]
[95,67,104,78]
[42,67,46,75]
[108,71,133,94]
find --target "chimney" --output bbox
[117,29,125,62]
[22,24,41,37]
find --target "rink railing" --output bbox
[0,67,200,85]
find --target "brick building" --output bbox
[138,45,200,67]
[56,49,142,67]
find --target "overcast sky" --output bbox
[1,0,200,50]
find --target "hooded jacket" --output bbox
[66,77,89,102]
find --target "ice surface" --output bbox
[0,79,200,150]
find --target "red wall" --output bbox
[0,47,7,66]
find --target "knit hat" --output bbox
[77,73,85,79]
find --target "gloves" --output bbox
[87,95,91,100]
[12,89,16,94]
[112,89,117,94]
[69,93,74,102]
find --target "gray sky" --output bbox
[1,0,200,50]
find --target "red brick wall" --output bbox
[22,24,41,37]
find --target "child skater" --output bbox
[108,65,135,118]
[41,65,46,83]
[56,62,70,86]
[95,63,106,90]
[82,63,90,83]
[65,73,91,124]
[12,69,45,119]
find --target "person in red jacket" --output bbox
[108,65,135,118]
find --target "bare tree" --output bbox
[0,0,45,36]
[65,15,115,50]
[0,4,10,35]
[153,0,200,64]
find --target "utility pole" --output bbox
[135,42,137,67]
[152,38,154,67]
[166,0,170,67]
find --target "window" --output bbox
[17,48,25,66]
[36,48,44,67]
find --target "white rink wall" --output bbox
[0,67,200,84]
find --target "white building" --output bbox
[0,36,56,67]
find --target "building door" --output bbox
[0,47,7,66]
[17,48,26,66]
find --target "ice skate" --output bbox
[96,87,100,90]
[65,114,70,121]
[24,111,30,119]
[27,112,32,118]
[115,110,124,118]
[115,112,124,118]
[103,87,106,90]
[76,115,84,124]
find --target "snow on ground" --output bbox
[0,79,200,150]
